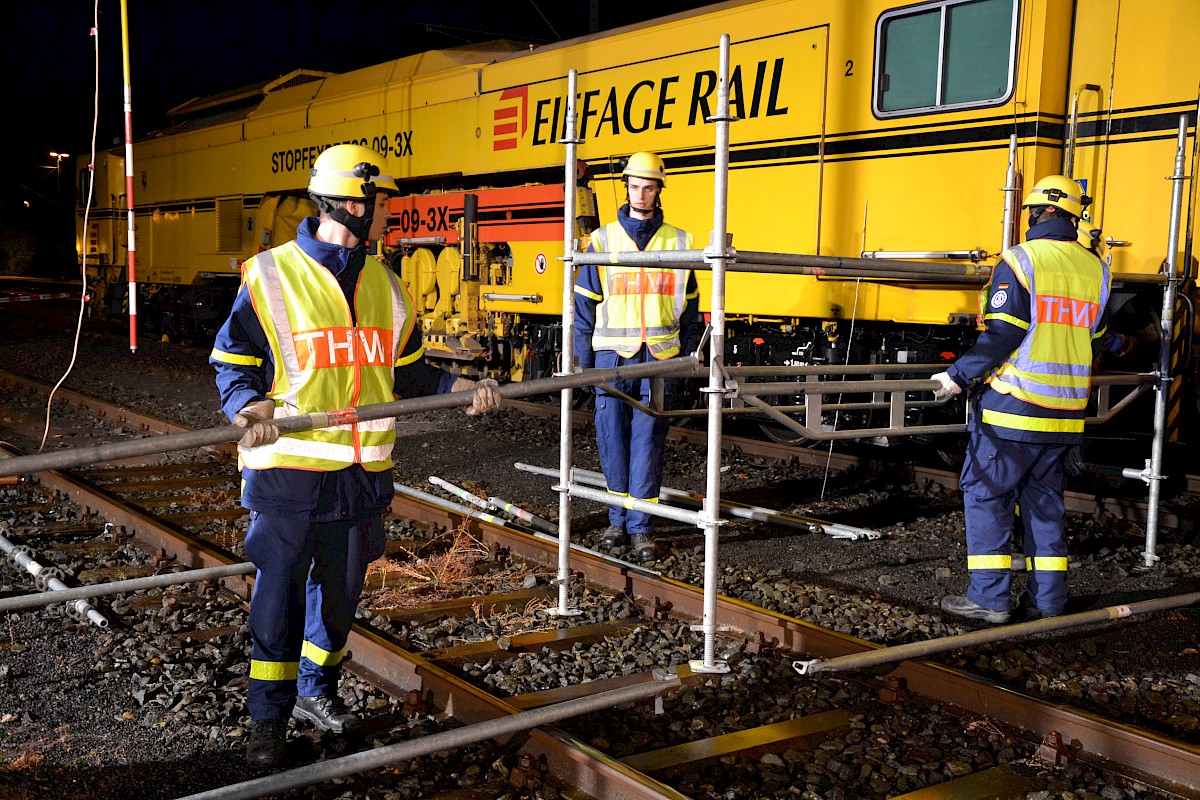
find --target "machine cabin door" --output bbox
[1063,0,1118,236]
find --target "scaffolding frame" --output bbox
[546,36,1186,665]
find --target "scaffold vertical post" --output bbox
[691,34,734,675]
[1142,114,1190,568]
[550,70,584,617]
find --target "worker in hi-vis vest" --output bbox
[932,175,1110,625]
[210,144,500,768]
[573,151,700,563]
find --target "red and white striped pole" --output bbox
[119,0,137,353]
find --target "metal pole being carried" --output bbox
[550,69,583,619]
[0,358,700,479]
[692,34,735,676]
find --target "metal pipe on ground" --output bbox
[392,489,657,573]
[393,481,522,531]
[565,482,703,526]
[0,562,256,613]
[0,529,109,626]
[487,495,558,534]
[175,669,682,800]
[428,475,497,513]
[0,357,701,478]
[792,591,1200,675]
[514,463,883,541]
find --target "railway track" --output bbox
[1,370,1199,799]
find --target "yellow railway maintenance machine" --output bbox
[76,0,1198,443]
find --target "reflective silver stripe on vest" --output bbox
[254,247,303,409]
[267,435,393,464]
[384,268,407,363]
[1003,244,1099,401]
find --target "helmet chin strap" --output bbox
[329,195,375,242]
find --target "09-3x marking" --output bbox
[395,205,451,234]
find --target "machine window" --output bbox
[876,0,1017,116]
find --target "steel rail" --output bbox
[0,444,699,800]
[447,500,1200,791]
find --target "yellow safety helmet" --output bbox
[1021,175,1091,219]
[308,144,399,200]
[1077,220,1103,255]
[622,151,667,186]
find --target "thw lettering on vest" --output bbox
[609,271,677,296]
[1036,296,1097,328]
[293,327,391,369]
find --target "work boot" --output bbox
[292,694,361,734]
[1015,592,1061,621]
[940,595,1011,624]
[599,525,625,550]
[245,718,287,767]
[629,533,657,563]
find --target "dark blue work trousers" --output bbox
[960,431,1070,615]
[594,346,672,535]
[242,511,386,721]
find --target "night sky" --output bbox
[8,1,714,204]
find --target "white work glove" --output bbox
[233,399,279,448]
[930,371,962,401]
[452,377,502,416]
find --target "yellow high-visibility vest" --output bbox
[239,242,415,471]
[982,240,1109,432]
[588,221,695,359]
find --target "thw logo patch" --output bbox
[293,327,391,369]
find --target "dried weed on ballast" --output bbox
[366,520,554,609]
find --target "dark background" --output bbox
[2,1,712,280]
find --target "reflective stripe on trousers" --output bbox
[243,511,386,721]
[960,431,1070,615]
[594,346,671,535]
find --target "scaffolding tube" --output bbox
[551,68,584,619]
[692,34,735,675]
[394,482,527,531]
[0,356,701,479]
[487,495,558,535]
[0,529,108,626]
[732,250,992,278]
[741,393,966,442]
[176,670,682,800]
[564,481,702,527]
[0,562,255,613]
[428,475,497,513]
[572,247,992,281]
[860,249,989,261]
[394,482,658,572]
[793,591,1200,675]
[514,462,884,541]
[1143,115,1191,568]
